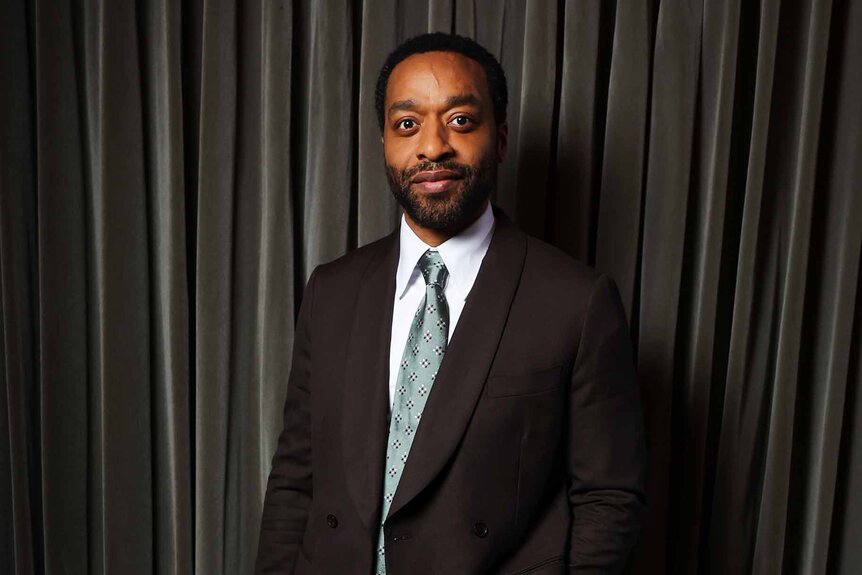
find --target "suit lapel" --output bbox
[387,207,527,520]
[341,229,400,531]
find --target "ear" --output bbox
[496,121,508,162]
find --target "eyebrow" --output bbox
[445,94,481,109]
[388,99,417,116]
[387,93,482,117]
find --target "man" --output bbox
[256,33,646,574]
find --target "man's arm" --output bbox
[255,268,318,574]
[566,273,647,574]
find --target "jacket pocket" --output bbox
[507,555,565,574]
[485,364,564,398]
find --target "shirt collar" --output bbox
[395,201,496,302]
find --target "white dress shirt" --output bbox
[387,201,496,407]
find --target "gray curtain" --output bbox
[1,0,860,573]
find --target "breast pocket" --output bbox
[485,364,564,398]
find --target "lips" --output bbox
[410,170,463,195]
[411,169,462,184]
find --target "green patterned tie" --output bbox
[374,249,450,574]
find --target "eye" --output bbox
[395,118,417,132]
[449,115,474,129]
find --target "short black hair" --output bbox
[374,32,508,132]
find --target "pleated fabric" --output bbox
[1,1,860,574]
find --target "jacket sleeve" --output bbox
[566,273,647,574]
[255,268,319,574]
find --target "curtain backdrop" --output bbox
[2,0,861,573]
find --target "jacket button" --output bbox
[473,522,488,538]
[326,514,338,528]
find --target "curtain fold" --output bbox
[2,1,861,574]
[193,0,237,572]
[1,3,39,574]
[553,1,601,264]
[706,0,780,570]
[140,0,192,572]
[594,0,651,321]
[669,2,740,571]
[34,0,89,572]
[786,1,862,571]
[635,2,703,569]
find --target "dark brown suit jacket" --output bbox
[255,205,646,574]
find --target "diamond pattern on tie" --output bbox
[374,249,449,575]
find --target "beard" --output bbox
[385,153,497,232]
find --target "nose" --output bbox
[416,119,454,162]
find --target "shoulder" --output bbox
[517,232,627,326]
[309,231,396,285]
[521,233,603,290]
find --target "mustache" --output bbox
[401,160,471,182]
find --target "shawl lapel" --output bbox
[341,228,400,531]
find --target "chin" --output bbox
[411,200,480,232]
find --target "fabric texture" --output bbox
[2,1,861,574]
[376,249,450,574]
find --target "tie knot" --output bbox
[418,249,448,288]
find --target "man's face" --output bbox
[382,51,507,232]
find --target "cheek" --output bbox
[383,139,411,168]
[456,129,497,159]
[461,145,496,171]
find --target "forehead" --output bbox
[386,51,490,105]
